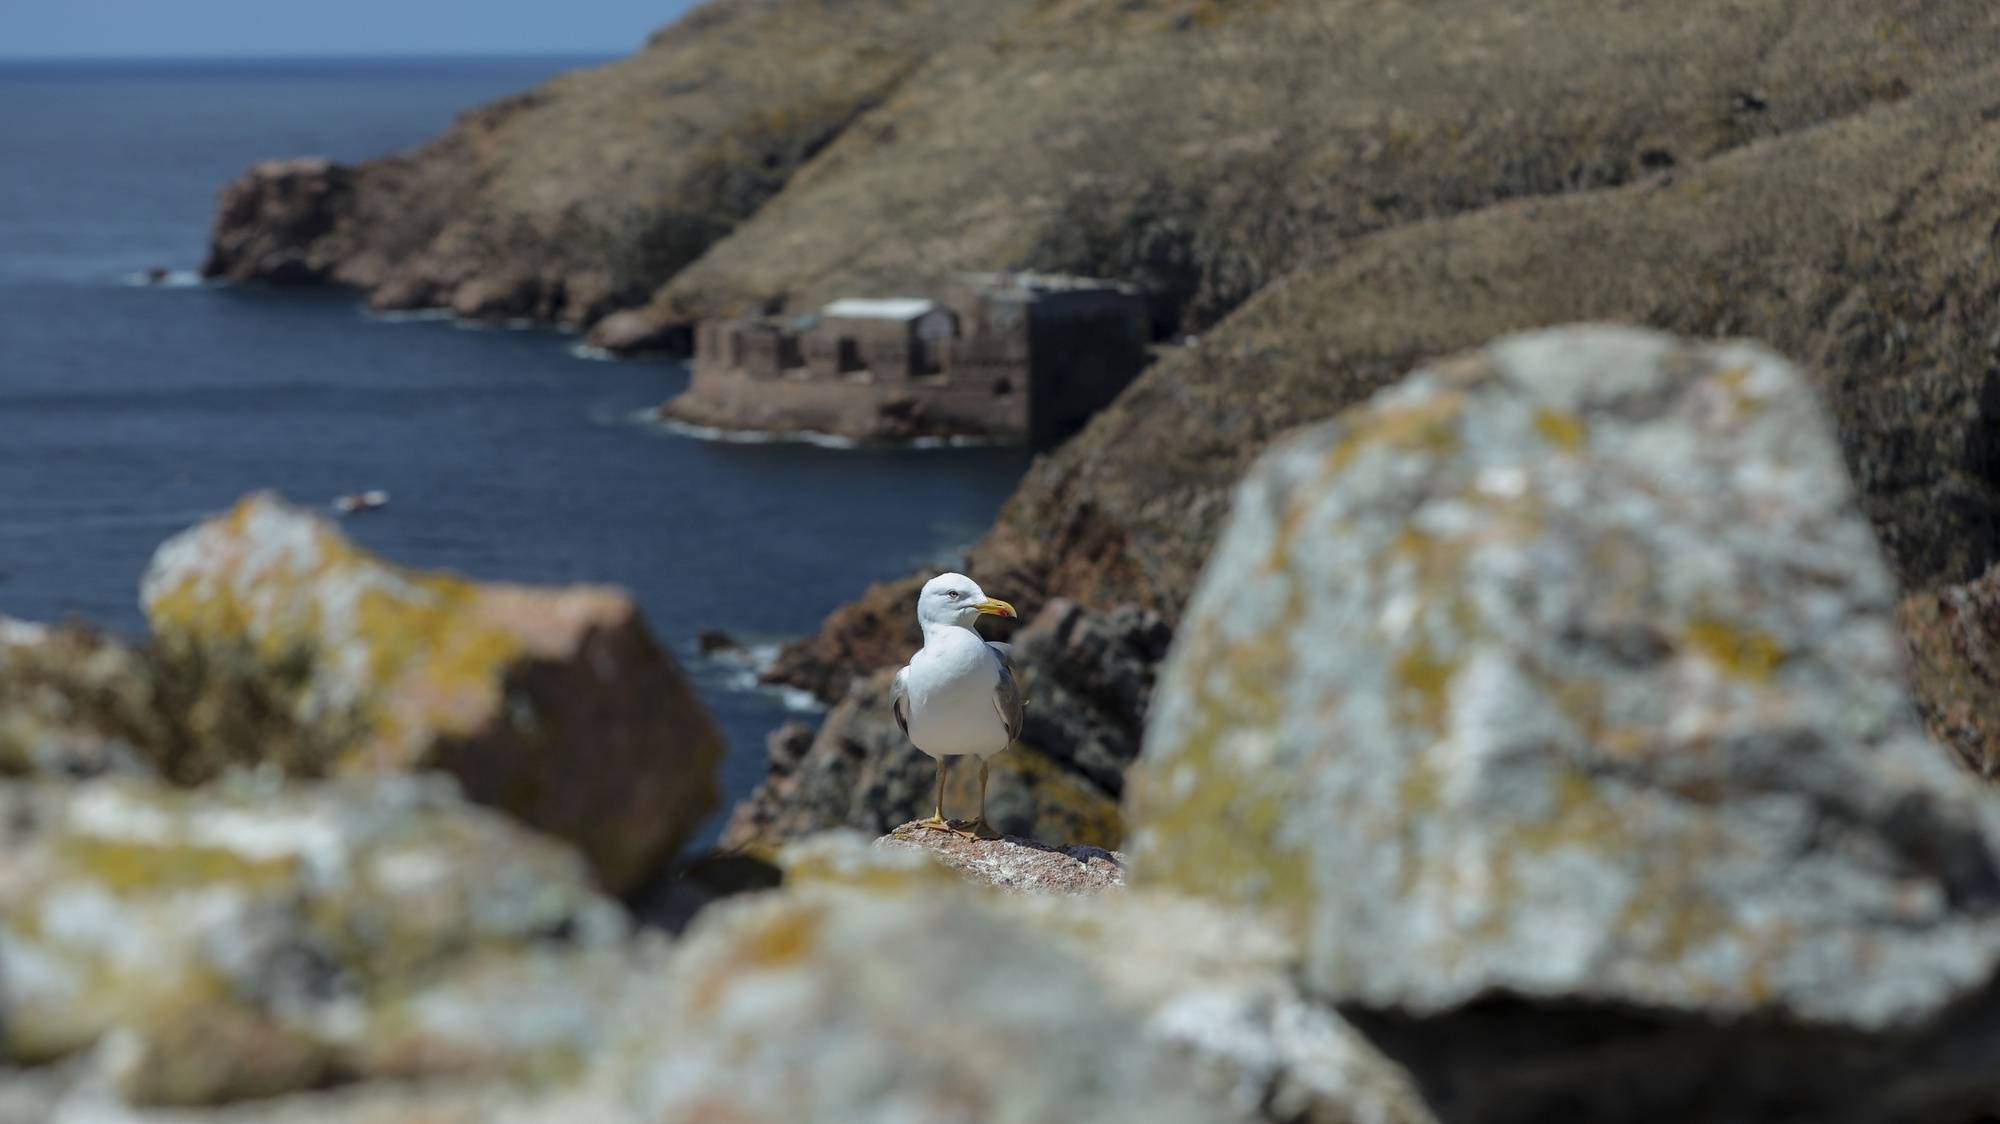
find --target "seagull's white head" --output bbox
[917,572,1017,632]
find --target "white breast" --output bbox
[902,629,1008,759]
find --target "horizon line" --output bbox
[0,48,628,64]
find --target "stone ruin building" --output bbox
[661,273,1150,444]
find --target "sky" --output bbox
[4,1,702,59]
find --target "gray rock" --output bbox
[1129,326,2000,1121]
[0,773,628,1106]
[604,882,1240,1123]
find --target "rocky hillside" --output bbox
[206,0,2000,350]
[769,56,2000,708]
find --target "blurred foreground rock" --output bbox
[0,620,164,780]
[1131,326,2000,1122]
[726,600,1168,850]
[0,773,627,1106]
[141,493,723,890]
[5,824,1429,1123]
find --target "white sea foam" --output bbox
[645,415,860,449]
[568,342,618,362]
[121,269,206,289]
[696,636,828,714]
[641,414,1002,451]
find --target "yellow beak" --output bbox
[974,597,1018,619]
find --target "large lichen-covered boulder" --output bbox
[602,894,1227,1122]
[0,773,629,1106]
[141,493,723,890]
[632,834,1431,1124]
[601,876,1320,1124]
[1129,327,2000,1121]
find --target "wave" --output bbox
[645,415,862,450]
[568,342,618,363]
[695,636,827,714]
[642,414,1009,451]
[119,269,207,289]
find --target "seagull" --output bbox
[891,572,1023,838]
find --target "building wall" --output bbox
[679,280,1145,443]
[1024,289,1150,444]
[671,358,1029,438]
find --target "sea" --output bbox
[0,56,1031,838]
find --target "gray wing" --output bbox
[890,665,911,737]
[987,642,1025,744]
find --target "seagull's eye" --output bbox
[945,590,963,601]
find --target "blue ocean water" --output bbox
[0,56,1030,832]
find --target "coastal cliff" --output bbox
[205,1,2000,351]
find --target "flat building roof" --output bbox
[821,298,939,321]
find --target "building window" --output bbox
[837,338,862,373]
[993,377,1013,397]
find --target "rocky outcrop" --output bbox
[201,158,355,285]
[0,773,627,1106]
[1902,562,2000,780]
[1129,326,2000,1122]
[725,600,1167,849]
[141,493,723,891]
[877,822,1125,894]
[201,0,1042,330]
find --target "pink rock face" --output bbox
[877,823,1125,894]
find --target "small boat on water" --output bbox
[332,489,389,514]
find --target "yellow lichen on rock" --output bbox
[138,493,724,892]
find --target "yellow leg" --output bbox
[914,756,953,832]
[957,759,999,839]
